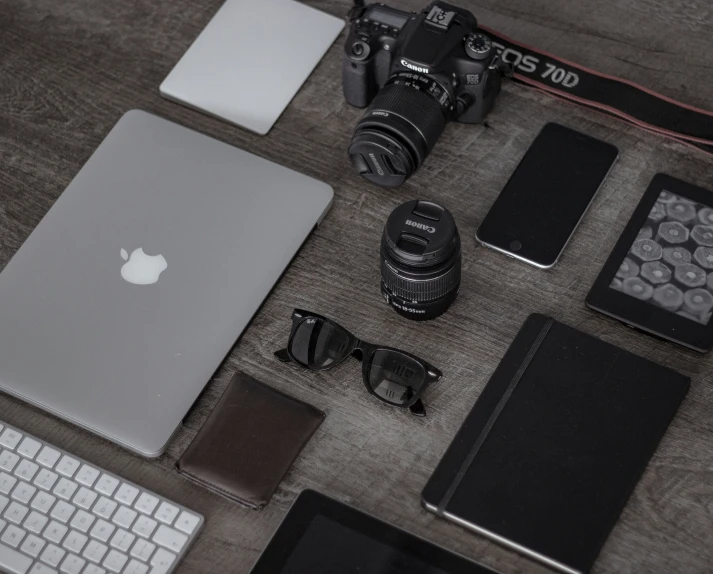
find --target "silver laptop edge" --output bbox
[0,110,333,457]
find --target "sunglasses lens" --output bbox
[290,317,351,369]
[367,350,426,406]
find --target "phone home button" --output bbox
[509,240,522,252]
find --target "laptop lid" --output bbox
[159,0,345,135]
[0,110,333,457]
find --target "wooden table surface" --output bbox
[2,0,713,572]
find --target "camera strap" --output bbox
[481,26,713,157]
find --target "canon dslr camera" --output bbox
[343,1,507,187]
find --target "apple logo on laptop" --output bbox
[120,248,167,285]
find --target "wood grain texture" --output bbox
[1,0,713,572]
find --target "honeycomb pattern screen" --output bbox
[611,190,713,325]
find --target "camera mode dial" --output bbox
[465,33,493,60]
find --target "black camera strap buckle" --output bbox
[488,54,513,79]
[481,25,713,157]
[348,0,366,21]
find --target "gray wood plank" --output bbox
[1,0,712,572]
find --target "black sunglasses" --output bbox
[275,309,442,416]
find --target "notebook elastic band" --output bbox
[436,317,554,515]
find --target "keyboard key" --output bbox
[1,524,27,548]
[0,429,23,450]
[154,502,179,525]
[130,538,155,562]
[114,484,139,506]
[33,469,59,492]
[4,501,29,524]
[53,478,78,501]
[94,476,119,498]
[124,559,148,574]
[102,549,128,573]
[112,506,137,529]
[16,438,42,460]
[83,565,107,574]
[59,553,85,574]
[0,541,33,574]
[134,493,159,516]
[90,519,114,543]
[30,564,59,574]
[152,524,187,554]
[13,460,39,482]
[20,533,45,557]
[11,481,37,505]
[92,497,117,520]
[72,487,97,510]
[0,451,20,473]
[69,509,95,533]
[62,530,88,554]
[109,528,135,552]
[150,548,176,571]
[55,457,80,479]
[0,472,18,494]
[39,543,65,567]
[23,511,48,534]
[74,466,100,488]
[43,521,68,544]
[131,515,157,539]
[0,496,8,515]
[36,447,61,469]
[50,500,75,523]
[83,540,108,564]
[30,491,56,514]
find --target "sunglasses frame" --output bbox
[275,309,443,416]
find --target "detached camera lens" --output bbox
[380,200,461,321]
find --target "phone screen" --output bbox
[476,123,618,268]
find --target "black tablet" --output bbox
[587,173,713,351]
[250,490,497,574]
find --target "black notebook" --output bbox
[422,314,689,574]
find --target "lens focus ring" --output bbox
[367,82,447,156]
[381,255,461,303]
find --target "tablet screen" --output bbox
[281,514,449,574]
[251,490,492,574]
[610,189,713,325]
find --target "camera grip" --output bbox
[342,56,376,109]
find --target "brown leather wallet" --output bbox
[177,372,324,509]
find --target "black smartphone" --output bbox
[476,123,619,268]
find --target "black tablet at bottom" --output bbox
[250,490,497,574]
[587,173,713,351]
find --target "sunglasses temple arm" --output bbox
[274,348,292,363]
[409,398,426,417]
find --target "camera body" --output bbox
[343,2,505,186]
[344,2,500,122]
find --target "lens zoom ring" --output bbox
[381,258,461,302]
[369,83,447,151]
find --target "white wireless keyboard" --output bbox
[0,420,203,574]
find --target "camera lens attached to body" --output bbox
[343,2,506,187]
[349,75,450,187]
[381,200,461,320]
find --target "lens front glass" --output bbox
[367,349,426,406]
[290,318,352,369]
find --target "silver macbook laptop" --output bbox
[0,110,333,457]
[159,0,344,135]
